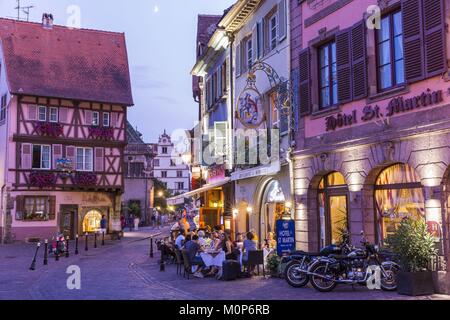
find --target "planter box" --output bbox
[432,271,450,295]
[398,271,435,296]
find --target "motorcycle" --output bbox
[308,232,399,292]
[284,232,353,288]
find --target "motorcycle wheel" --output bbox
[285,260,310,288]
[310,262,337,292]
[380,264,399,291]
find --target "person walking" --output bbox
[100,215,107,235]
[120,215,126,232]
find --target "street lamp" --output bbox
[157,191,164,198]
[232,208,238,218]
[246,206,253,215]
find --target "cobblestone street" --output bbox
[1,228,449,301]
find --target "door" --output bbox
[59,205,78,239]
[327,195,349,245]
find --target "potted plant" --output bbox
[385,217,437,296]
[266,253,281,278]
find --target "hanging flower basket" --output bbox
[34,122,64,137]
[73,172,97,186]
[88,126,114,140]
[29,171,57,189]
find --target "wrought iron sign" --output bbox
[236,73,265,128]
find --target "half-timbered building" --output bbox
[0,15,133,242]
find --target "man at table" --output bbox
[184,235,205,278]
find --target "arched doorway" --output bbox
[317,172,349,248]
[260,180,286,247]
[83,210,102,233]
[374,163,425,242]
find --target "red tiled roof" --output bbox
[0,18,133,106]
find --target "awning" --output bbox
[167,178,231,205]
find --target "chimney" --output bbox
[42,13,54,29]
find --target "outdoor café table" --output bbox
[200,250,226,268]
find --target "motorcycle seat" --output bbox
[329,254,348,260]
[291,250,321,257]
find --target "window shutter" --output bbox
[52,145,63,170]
[257,20,264,59]
[402,0,425,83]
[278,0,287,41]
[236,42,242,77]
[66,146,76,170]
[298,48,311,116]
[252,25,258,63]
[21,143,32,169]
[423,0,447,78]
[15,196,24,220]
[111,112,119,128]
[279,81,289,133]
[94,147,104,172]
[222,61,227,95]
[85,110,93,125]
[59,107,68,123]
[336,29,353,103]
[217,67,222,99]
[28,105,37,121]
[351,20,368,100]
[48,196,56,220]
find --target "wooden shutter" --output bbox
[351,20,368,100]
[111,112,119,128]
[21,143,32,169]
[236,42,242,77]
[28,105,37,121]
[423,0,446,78]
[298,48,311,116]
[59,107,68,123]
[48,196,56,221]
[222,61,227,95]
[52,145,63,170]
[402,0,425,83]
[15,196,24,220]
[85,110,93,125]
[252,25,258,63]
[336,29,352,103]
[278,0,287,41]
[217,67,222,99]
[66,146,76,170]
[279,81,289,133]
[94,147,104,172]
[257,20,264,59]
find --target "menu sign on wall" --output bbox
[325,89,443,132]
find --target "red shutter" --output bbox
[111,112,118,128]
[66,146,76,170]
[336,29,352,103]
[21,143,32,169]
[85,110,93,125]
[423,0,447,78]
[351,20,368,100]
[52,145,63,170]
[402,0,425,83]
[59,107,68,123]
[94,147,104,172]
[28,105,37,121]
[298,48,311,116]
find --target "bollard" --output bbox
[102,232,105,246]
[43,240,48,265]
[85,233,88,251]
[55,239,60,261]
[30,242,41,271]
[75,234,79,255]
[149,237,154,258]
[65,236,70,258]
[159,241,165,272]
[94,232,97,248]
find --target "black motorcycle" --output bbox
[308,233,399,292]
[284,233,353,288]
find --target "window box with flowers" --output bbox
[88,126,114,140]
[34,122,64,137]
[29,171,57,189]
[72,172,97,186]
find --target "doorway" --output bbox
[83,210,103,233]
[59,205,78,239]
[260,180,286,247]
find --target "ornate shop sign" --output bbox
[325,89,444,132]
[236,74,266,128]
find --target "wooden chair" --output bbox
[181,250,194,279]
[174,249,184,276]
[244,250,265,277]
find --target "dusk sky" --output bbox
[0,0,235,142]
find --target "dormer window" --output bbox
[49,107,58,123]
[38,106,47,122]
[103,112,110,127]
[92,111,99,126]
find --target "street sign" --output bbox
[276,219,295,256]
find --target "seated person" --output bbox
[184,235,205,278]
[175,230,185,249]
[197,230,207,247]
[222,232,239,260]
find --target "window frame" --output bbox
[162,147,168,154]
[23,196,50,221]
[318,41,338,109]
[102,112,110,127]
[268,12,278,52]
[38,106,47,122]
[49,107,58,123]
[75,147,93,172]
[161,171,168,178]
[246,37,253,70]
[92,111,100,126]
[0,94,7,122]
[32,144,51,170]
[376,9,405,92]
